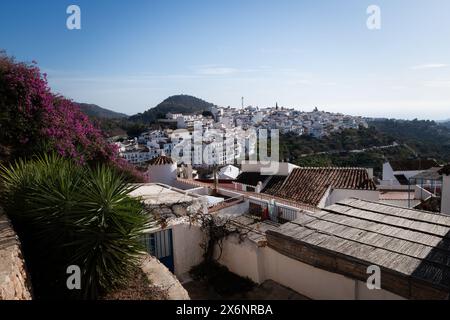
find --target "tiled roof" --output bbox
[262,167,376,206]
[148,155,174,166]
[262,175,288,194]
[235,172,270,187]
[266,198,450,300]
[389,159,438,171]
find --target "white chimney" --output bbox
[366,168,374,179]
[440,166,450,215]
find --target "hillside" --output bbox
[439,121,450,129]
[279,127,403,176]
[369,119,450,161]
[280,119,450,177]
[76,103,128,119]
[129,94,216,124]
[280,126,394,158]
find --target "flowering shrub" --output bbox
[0,51,146,182]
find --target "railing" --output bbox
[247,199,302,223]
[177,178,318,212]
[245,191,319,213]
[277,205,300,222]
[208,195,245,213]
[176,178,318,222]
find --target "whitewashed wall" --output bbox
[381,162,396,185]
[171,223,205,279]
[147,164,177,186]
[216,233,405,300]
[212,201,250,217]
[214,235,261,283]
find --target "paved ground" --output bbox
[183,279,309,300]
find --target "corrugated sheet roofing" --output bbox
[266,198,450,299]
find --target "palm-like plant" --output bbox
[0,154,150,299]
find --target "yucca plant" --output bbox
[0,154,150,299]
[69,165,150,298]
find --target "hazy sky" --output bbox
[1,0,450,119]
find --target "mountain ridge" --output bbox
[76,103,129,119]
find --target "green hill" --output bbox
[280,119,450,178]
[76,103,129,119]
[129,94,216,124]
[369,119,450,160]
[439,121,450,129]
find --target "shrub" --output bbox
[0,154,151,299]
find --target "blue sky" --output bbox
[1,0,450,119]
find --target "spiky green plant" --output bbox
[0,154,150,299]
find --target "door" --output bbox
[144,229,174,273]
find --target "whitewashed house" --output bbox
[381,159,438,186]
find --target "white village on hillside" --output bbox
[116,105,367,166]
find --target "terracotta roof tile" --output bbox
[263,167,376,206]
[262,175,288,194]
[148,155,174,166]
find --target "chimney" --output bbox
[366,168,374,179]
[256,181,263,193]
[440,165,450,215]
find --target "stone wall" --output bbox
[140,254,190,300]
[0,208,32,300]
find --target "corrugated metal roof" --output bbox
[266,198,450,300]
